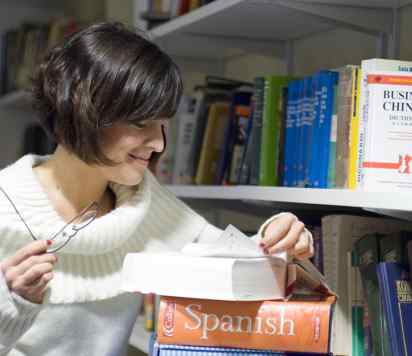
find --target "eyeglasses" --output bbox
[0,186,99,253]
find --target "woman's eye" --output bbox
[130,123,146,129]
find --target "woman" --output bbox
[0,22,313,355]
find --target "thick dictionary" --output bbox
[156,295,335,354]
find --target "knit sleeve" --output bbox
[0,270,43,354]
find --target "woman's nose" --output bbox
[147,123,165,153]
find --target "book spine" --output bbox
[157,296,334,354]
[144,293,156,331]
[355,233,391,356]
[259,76,291,186]
[238,98,256,184]
[349,67,361,189]
[259,76,276,186]
[327,84,338,188]
[349,251,365,356]
[277,87,288,186]
[304,75,316,187]
[297,77,313,187]
[293,80,304,186]
[249,77,265,185]
[283,81,297,186]
[335,66,355,188]
[377,263,412,356]
[195,103,230,185]
[172,96,196,184]
[309,73,322,188]
[319,71,339,188]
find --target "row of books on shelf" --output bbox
[0,18,79,96]
[137,214,412,356]
[141,0,216,29]
[157,58,412,192]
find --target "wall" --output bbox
[181,5,412,91]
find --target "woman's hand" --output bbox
[260,213,314,260]
[0,240,58,304]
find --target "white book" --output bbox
[357,58,412,189]
[362,70,412,191]
[171,95,197,185]
[121,225,288,301]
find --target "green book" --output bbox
[379,231,412,266]
[350,251,365,356]
[259,75,294,186]
[354,233,391,356]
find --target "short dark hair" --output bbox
[32,22,182,165]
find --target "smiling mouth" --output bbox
[128,153,150,162]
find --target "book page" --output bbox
[181,224,287,261]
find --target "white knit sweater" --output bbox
[0,155,271,356]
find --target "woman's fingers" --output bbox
[0,240,57,304]
[13,253,57,278]
[261,213,297,247]
[9,262,55,293]
[0,240,50,272]
[267,220,305,254]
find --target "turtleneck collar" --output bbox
[0,154,151,255]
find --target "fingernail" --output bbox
[263,247,269,255]
[259,242,265,248]
[47,240,53,246]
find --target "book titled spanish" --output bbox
[156,295,335,354]
[362,71,412,191]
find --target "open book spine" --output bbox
[157,296,335,354]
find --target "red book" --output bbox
[157,295,335,354]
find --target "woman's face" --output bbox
[96,119,166,186]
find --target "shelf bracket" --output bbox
[376,32,389,58]
[286,40,295,76]
[388,6,401,59]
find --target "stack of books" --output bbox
[121,225,336,355]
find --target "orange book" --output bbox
[157,295,335,354]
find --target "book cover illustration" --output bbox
[362,71,412,191]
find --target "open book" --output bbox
[121,225,331,301]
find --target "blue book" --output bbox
[283,80,299,186]
[151,342,331,356]
[303,75,317,187]
[307,72,322,188]
[317,71,339,188]
[377,262,412,356]
[297,76,313,187]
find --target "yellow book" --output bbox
[195,102,230,185]
[348,67,361,189]
[189,0,201,11]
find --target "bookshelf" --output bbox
[131,2,412,352]
[144,0,412,67]
[165,185,412,219]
